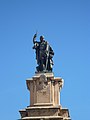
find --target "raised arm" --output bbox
[33,33,37,44]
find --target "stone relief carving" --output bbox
[37,74,48,91]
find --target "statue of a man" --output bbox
[33,33,54,72]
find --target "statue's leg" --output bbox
[47,58,52,72]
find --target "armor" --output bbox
[33,34,54,72]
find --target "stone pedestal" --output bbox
[19,73,71,120]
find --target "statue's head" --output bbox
[40,36,44,42]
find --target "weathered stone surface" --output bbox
[26,73,63,106]
[19,73,71,120]
[21,116,71,120]
[19,106,70,120]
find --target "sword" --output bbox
[45,42,49,71]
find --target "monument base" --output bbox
[19,73,71,120]
[19,105,71,120]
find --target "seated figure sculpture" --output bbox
[33,33,54,72]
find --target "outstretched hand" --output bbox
[33,33,37,39]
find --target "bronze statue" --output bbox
[33,33,54,72]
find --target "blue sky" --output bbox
[0,0,90,120]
